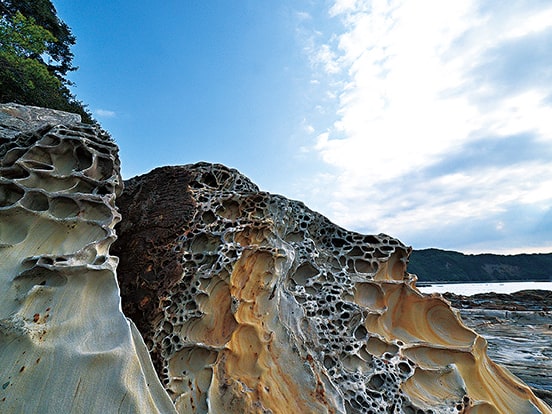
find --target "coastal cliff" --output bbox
[0,103,175,412]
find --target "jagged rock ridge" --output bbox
[115,163,552,414]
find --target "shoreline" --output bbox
[417,280,552,295]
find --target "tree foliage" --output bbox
[0,0,93,122]
[1,0,75,77]
[0,10,56,57]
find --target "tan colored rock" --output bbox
[2,103,549,413]
[116,163,552,414]
[0,104,176,413]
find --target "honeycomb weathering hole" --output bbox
[0,182,24,207]
[21,191,49,211]
[49,196,80,218]
[0,215,28,245]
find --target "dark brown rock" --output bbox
[112,165,196,371]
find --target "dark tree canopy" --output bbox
[0,0,93,122]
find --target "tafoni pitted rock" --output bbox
[115,163,552,414]
[1,103,550,414]
[0,103,176,413]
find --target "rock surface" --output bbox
[444,289,552,311]
[115,163,551,414]
[444,290,552,406]
[0,103,82,140]
[1,103,550,414]
[0,103,176,413]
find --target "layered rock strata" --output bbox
[0,104,176,413]
[115,162,552,414]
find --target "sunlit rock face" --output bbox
[0,104,176,413]
[2,103,549,413]
[115,163,552,414]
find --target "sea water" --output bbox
[417,281,552,295]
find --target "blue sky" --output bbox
[52,0,552,254]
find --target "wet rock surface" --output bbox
[444,289,552,311]
[444,290,552,406]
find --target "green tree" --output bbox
[0,0,93,122]
[1,0,76,78]
[0,10,56,57]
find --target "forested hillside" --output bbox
[409,248,552,282]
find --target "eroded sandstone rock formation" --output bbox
[115,163,552,414]
[0,104,176,413]
[1,103,550,414]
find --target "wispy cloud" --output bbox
[300,0,552,253]
[94,108,117,118]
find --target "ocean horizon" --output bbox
[417,281,552,295]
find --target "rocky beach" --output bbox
[444,290,552,406]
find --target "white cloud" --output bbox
[94,109,117,118]
[462,245,552,255]
[503,6,552,39]
[295,11,312,21]
[299,0,552,253]
[487,90,552,138]
[312,44,341,74]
